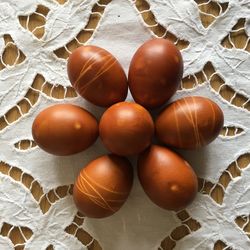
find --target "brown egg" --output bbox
[156,96,224,149]
[73,154,133,218]
[128,38,183,109]
[32,104,98,156]
[99,102,154,156]
[138,145,198,211]
[67,46,128,107]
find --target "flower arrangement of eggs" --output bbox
[32,39,224,218]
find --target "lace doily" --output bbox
[0,0,250,249]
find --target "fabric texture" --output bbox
[0,0,249,249]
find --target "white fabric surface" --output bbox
[0,0,250,249]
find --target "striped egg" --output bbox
[67,46,128,107]
[73,154,133,218]
[155,96,224,149]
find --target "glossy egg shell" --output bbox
[128,38,183,109]
[67,46,128,107]
[155,96,224,149]
[32,104,98,156]
[99,102,154,156]
[138,145,198,211]
[73,154,133,218]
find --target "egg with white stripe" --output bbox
[67,46,128,107]
[73,154,133,218]
[155,96,224,149]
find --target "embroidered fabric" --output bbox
[0,0,249,249]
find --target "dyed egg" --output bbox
[138,145,198,211]
[99,102,154,156]
[73,154,133,218]
[67,46,128,107]
[156,96,224,149]
[128,38,183,109]
[32,104,98,156]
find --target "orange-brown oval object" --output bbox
[32,104,98,156]
[99,102,154,156]
[67,46,128,107]
[138,145,198,211]
[128,38,183,109]
[73,154,133,218]
[156,96,224,149]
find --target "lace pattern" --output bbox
[0,0,249,249]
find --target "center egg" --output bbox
[99,102,154,156]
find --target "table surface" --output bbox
[1,0,249,249]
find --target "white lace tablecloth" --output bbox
[0,0,250,249]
